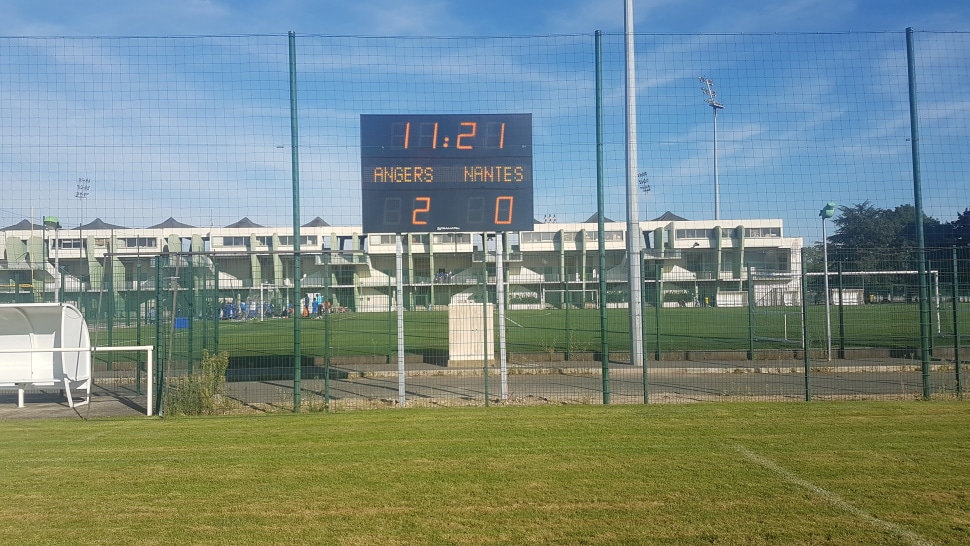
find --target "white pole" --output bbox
[713,108,720,221]
[624,0,644,368]
[822,219,832,361]
[496,233,508,400]
[395,235,406,407]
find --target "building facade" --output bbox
[0,214,803,315]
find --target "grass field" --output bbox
[1,402,968,544]
[94,303,970,361]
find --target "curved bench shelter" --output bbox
[0,303,92,408]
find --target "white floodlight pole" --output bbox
[638,172,651,224]
[625,0,644,368]
[699,77,724,221]
[76,178,90,266]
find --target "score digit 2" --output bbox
[412,196,431,225]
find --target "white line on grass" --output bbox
[734,444,934,546]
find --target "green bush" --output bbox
[164,351,230,416]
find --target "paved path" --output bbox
[0,356,956,419]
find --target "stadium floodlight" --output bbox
[699,77,724,221]
[75,178,90,266]
[637,171,651,222]
[820,202,836,361]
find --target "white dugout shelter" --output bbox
[0,303,92,408]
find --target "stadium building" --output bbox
[0,213,803,315]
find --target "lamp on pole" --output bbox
[637,171,651,223]
[699,77,724,221]
[820,202,836,361]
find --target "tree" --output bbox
[829,201,942,272]
[946,208,970,247]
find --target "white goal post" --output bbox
[0,345,155,416]
[806,269,941,334]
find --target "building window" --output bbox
[744,227,781,238]
[433,233,471,244]
[522,232,558,243]
[675,229,713,239]
[222,236,246,247]
[57,239,84,249]
[120,237,157,248]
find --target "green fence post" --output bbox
[154,256,164,416]
[837,260,846,359]
[564,266,571,361]
[288,30,302,412]
[594,30,610,405]
[106,256,114,350]
[324,256,331,410]
[213,257,219,354]
[136,262,142,395]
[187,256,195,376]
[747,264,755,360]
[800,248,812,401]
[654,261,662,363]
[953,247,963,399]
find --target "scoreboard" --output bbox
[360,114,534,233]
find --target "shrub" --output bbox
[164,351,230,416]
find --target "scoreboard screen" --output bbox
[360,113,534,233]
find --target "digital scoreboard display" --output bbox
[360,114,534,233]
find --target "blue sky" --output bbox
[2,1,967,36]
[1,1,968,241]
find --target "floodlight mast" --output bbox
[699,77,724,221]
[75,178,90,259]
[637,171,651,223]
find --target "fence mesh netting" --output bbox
[0,32,967,413]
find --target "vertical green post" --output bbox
[324,255,332,409]
[187,257,195,375]
[136,262,142,395]
[953,247,962,398]
[640,255,650,403]
[594,30,610,404]
[654,261,662,363]
[213,258,220,354]
[106,257,114,348]
[906,28,932,399]
[747,264,755,360]
[800,248,812,401]
[564,267,571,361]
[154,256,164,416]
[837,261,846,359]
[288,31,303,411]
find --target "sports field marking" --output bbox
[734,444,934,546]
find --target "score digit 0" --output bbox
[494,196,513,225]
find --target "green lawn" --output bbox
[1,402,968,544]
[94,303,970,361]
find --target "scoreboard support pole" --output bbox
[496,233,509,400]
[396,235,406,407]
